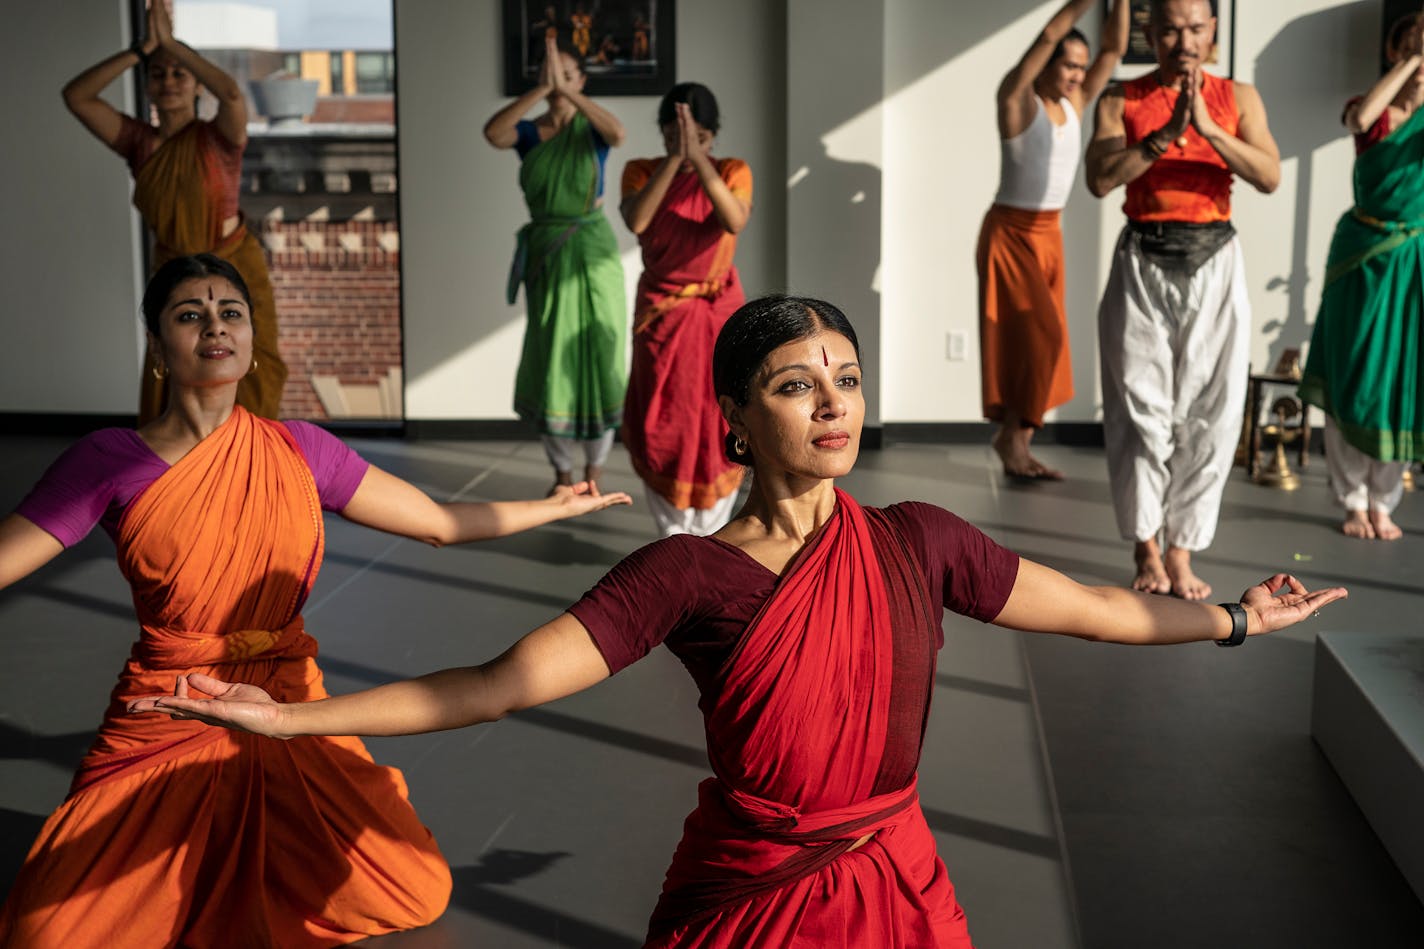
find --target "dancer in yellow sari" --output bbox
[63,1,287,423]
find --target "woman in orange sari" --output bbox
[0,255,629,948]
[134,294,1346,947]
[621,83,751,535]
[63,1,287,423]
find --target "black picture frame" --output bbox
[502,0,675,97]
[1113,0,1235,79]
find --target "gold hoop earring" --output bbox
[249,357,259,375]
[733,437,747,456]
[151,362,168,381]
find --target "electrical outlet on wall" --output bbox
[946,331,968,361]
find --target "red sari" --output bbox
[0,408,448,949]
[620,158,751,510]
[645,490,974,947]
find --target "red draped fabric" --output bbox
[620,158,750,510]
[645,489,975,947]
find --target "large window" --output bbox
[168,1,402,421]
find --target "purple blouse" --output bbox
[14,421,369,548]
[568,501,1021,689]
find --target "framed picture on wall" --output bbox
[1112,0,1235,80]
[502,0,675,97]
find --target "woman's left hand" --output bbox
[149,0,175,48]
[545,35,568,95]
[679,103,710,166]
[1239,573,1348,636]
[127,673,292,738]
[549,481,633,514]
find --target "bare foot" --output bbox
[992,427,1065,480]
[583,464,603,496]
[1132,540,1172,594]
[547,469,574,497]
[1164,546,1211,600]
[1341,510,1375,539]
[1369,510,1403,541]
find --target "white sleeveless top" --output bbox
[993,96,1082,211]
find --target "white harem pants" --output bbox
[1098,228,1251,551]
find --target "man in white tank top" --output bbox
[977,0,1129,479]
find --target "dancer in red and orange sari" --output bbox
[621,83,752,535]
[131,295,1346,946]
[0,256,629,948]
[63,0,287,423]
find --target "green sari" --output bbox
[507,112,627,438]
[1299,106,1424,461]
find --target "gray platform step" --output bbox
[1312,632,1424,904]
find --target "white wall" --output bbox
[396,0,786,421]
[0,1,1382,429]
[0,1,145,414]
[787,0,885,426]
[879,0,1377,423]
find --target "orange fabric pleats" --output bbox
[976,205,1074,428]
[133,122,288,424]
[0,409,449,949]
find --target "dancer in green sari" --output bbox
[486,37,628,492]
[1299,13,1424,540]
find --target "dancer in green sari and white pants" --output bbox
[486,36,628,492]
[1300,12,1424,540]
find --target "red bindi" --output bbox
[821,346,828,367]
[207,285,214,301]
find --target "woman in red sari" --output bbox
[63,1,287,423]
[133,295,1346,947]
[0,255,629,948]
[621,83,752,535]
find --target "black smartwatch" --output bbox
[1215,602,1248,647]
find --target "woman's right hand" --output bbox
[543,35,566,95]
[127,673,292,739]
[148,0,174,52]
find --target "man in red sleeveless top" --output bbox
[1085,0,1279,599]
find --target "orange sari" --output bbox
[621,157,750,509]
[132,121,288,424]
[0,408,449,949]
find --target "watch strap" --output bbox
[1215,602,1248,647]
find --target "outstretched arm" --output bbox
[0,514,66,591]
[1078,0,1130,108]
[993,559,1347,644]
[337,465,631,546]
[128,612,613,737]
[998,0,1097,138]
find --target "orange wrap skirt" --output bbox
[976,204,1074,427]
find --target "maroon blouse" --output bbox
[568,501,1021,698]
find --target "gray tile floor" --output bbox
[1,433,1420,947]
